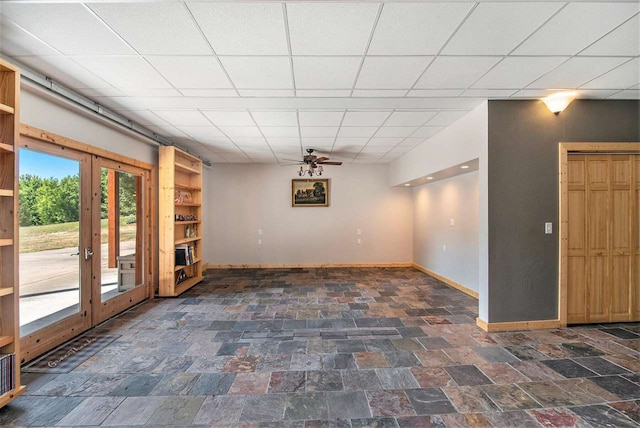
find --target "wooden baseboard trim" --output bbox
[411,263,479,299]
[476,317,561,332]
[203,262,413,270]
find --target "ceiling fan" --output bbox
[283,148,343,177]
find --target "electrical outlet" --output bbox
[449,219,455,226]
[357,238,361,245]
[258,239,262,245]
[357,228,361,235]
[545,222,552,234]
[258,229,262,236]
[442,244,447,252]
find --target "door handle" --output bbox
[84,248,94,260]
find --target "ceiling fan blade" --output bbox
[282,159,304,163]
[279,163,304,166]
[318,161,343,165]
[315,156,329,162]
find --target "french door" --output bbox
[18,136,152,362]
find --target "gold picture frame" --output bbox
[292,179,329,207]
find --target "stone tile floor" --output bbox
[1,267,640,427]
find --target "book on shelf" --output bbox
[175,244,194,266]
[0,353,15,395]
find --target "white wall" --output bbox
[413,171,479,292]
[202,163,413,265]
[20,85,157,165]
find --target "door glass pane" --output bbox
[19,149,81,336]
[100,168,143,302]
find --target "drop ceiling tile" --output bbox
[337,127,379,138]
[352,90,408,97]
[300,137,335,145]
[0,16,59,56]
[119,88,182,97]
[146,56,233,89]
[286,3,379,55]
[472,57,568,89]
[180,89,239,97]
[251,111,298,127]
[187,2,287,55]
[513,3,640,56]
[356,57,432,89]
[177,126,227,140]
[72,56,172,89]
[334,138,370,146]
[296,90,352,97]
[238,90,294,97]
[298,111,344,127]
[342,111,392,126]
[260,127,300,138]
[18,55,113,89]
[124,110,169,126]
[374,127,418,138]
[221,57,292,89]
[369,3,472,55]
[415,56,501,89]
[300,127,338,138]
[425,111,469,127]
[461,89,517,98]
[368,137,404,146]
[580,14,640,56]
[576,89,623,98]
[608,89,640,99]
[360,146,394,154]
[442,2,562,55]
[90,3,210,55]
[354,154,383,163]
[384,111,438,126]
[218,127,263,138]
[510,89,557,98]
[231,138,268,147]
[528,57,630,89]
[407,89,464,97]
[400,138,427,146]
[242,147,274,156]
[0,3,134,55]
[267,138,300,146]
[145,125,188,138]
[293,57,361,89]
[581,58,640,90]
[202,111,255,127]
[409,127,444,138]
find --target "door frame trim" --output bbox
[559,142,640,327]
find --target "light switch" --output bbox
[258,229,262,236]
[357,228,361,235]
[545,222,553,234]
[357,238,361,245]
[258,239,262,245]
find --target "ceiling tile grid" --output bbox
[0,1,637,164]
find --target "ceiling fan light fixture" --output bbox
[292,148,341,177]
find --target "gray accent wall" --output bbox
[487,99,640,323]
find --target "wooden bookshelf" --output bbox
[0,59,25,408]
[158,146,204,297]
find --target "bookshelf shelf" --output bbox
[159,146,204,297]
[0,103,14,115]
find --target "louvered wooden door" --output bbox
[567,154,638,324]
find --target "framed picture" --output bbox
[292,179,329,207]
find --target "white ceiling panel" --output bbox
[180,89,238,97]
[300,138,335,146]
[407,89,464,97]
[146,56,232,89]
[296,90,352,97]
[267,138,300,146]
[461,89,517,98]
[177,126,227,141]
[528,57,630,89]
[286,3,379,55]
[368,137,404,146]
[374,127,418,138]
[238,90,295,97]
[337,127,379,138]
[581,58,640,89]
[415,56,501,89]
[187,3,287,55]
[72,56,172,89]
[580,14,640,56]
[510,89,621,98]
[220,57,292,89]
[352,90,408,97]
[260,127,300,138]
[202,111,255,127]
[342,111,392,127]
[145,125,188,138]
[78,88,124,98]
[356,57,432,89]
[152,110,210,126]
[360,146,394,154]
[608,89,640,99]
[442,2,562,55]
[90,3,210,55]
[293,57,361,89]
[300,127,338,138]
[400,138,428,146]
[251,111,298,127]
[425,111,469,127]
[369,3,473,55]
[334,138,370,146]
[0,16,59,56]
[409,127,445,138]
[218,127,263,138]
[232,138,268,147]
[513,3,640,56]
[384,111,438,126]
[118,88,181,97]
[298,111,344,127]
[0,3,134,55]
[18,55,113,89]
[472,57,569,89]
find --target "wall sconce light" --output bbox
[542,91,576,114]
